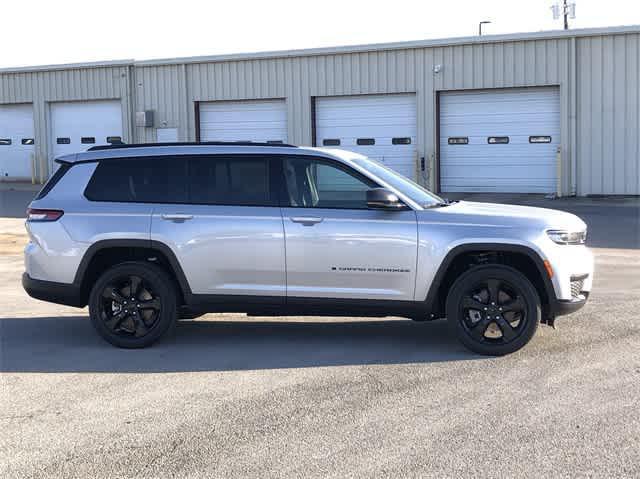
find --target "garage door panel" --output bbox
[0,104,34,179]
[440,87,560,193]
[315,94,417,180]
[199,99,287,143]
[50,100,123,174]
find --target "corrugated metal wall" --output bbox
[576,33,639,195]
[1,29,638,194]
[173,38,572,191]
[0,65,133,181]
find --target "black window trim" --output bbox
[322,138,341,146]
[81,137,96,144]
[21,138,35,145]
[391,137,412,145]
[0,138,12,145]
[56,137,71,145]
[82,153,390,211]
[356,138,375,146]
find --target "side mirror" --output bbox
[366,188,406,210]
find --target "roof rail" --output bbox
[87,141,297,151]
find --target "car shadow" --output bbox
[0,316,481,373]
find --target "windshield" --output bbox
[351,157,444,207]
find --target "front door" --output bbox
[280,156,418,301]
[150,154,286,298]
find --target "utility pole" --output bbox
[563,0,569,30]
[478,20,491,36]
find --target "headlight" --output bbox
[547,229,587,245]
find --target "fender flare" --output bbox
[73,239,192,298]
[423,243,556,313]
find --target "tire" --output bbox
[446,265,540,356]
[89,261,177,348]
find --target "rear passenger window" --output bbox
[85,157,187,203]
[188,156,276,206]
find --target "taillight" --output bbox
[26,208,64,222]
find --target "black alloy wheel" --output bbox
[89,262,177,348]
[99,275,161,338]
[446,265,540,355]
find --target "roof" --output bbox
[86,141,297,151]
[2,25,639,74]
[56,143,356,164]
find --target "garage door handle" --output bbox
[161,214,193,221]
[290,216,323,226]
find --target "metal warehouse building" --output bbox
[0,25,638,196]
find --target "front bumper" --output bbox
[552,291,589,316]
[22,273,85,308]
[545,244,594,301]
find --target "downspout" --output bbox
[570,36,578,196]
[182,63,189,142]
[123,64,136,144]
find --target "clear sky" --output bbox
[1,0,639,68]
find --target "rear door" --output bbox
[149,154,286,298]
[280,156,418,301]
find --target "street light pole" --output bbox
[479,20,491,36]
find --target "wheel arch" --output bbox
[73,239,191,306]
[424,243,556,319]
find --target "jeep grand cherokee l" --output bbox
[23,142,593,355]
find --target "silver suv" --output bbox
[23,143,593,355]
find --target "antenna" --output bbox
[551,1,576,30]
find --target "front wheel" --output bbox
[89,262,177,348]
[446,265,540,356]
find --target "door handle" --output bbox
[290,216,323,226]
[161,214,194,221]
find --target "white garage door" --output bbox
[440,87,560,193]
[315,94,417,179]
[50,100,123,173]
[199,99,288,143]
[0,104,34,180]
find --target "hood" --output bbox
[423,201,587,231]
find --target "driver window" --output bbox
[282,157,377,209]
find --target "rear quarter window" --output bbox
[84,157,187,203]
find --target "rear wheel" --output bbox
[89,262,177,348]
[446,265,540,355]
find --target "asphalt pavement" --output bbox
[1,193,639,478]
